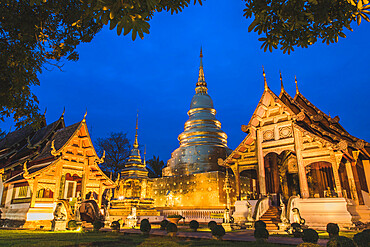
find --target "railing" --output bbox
[161,209,225,223]
[253,196,271,221]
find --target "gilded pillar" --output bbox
[256,129,266,196]
[362,160,370,193]
[293,126,309,198]
[351,161,364,205]
[232,162,241,200]
[30,178,39,208]
[4,184,14,208]
[345,160,358,203]
[54,164,62,200]
[330,153,343,197]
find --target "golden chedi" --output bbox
[153,50,250,211]
[109,115,160,222]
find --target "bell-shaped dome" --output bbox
[190,93,214,109]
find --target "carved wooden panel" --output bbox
[279,126,292,139]
[263,130,274,141]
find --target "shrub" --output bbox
[110,221,120,231]
[254,220,266,229]
[327,236,356,247]
[140,219,151,233]
[291,223,303,238]
[212,225,226,238]
[302,229,319,243]
[254,227,269,241]
[208,220,217,230]
[326,223,339,238]
[353,229,370,247]
[166,222,178,233]
[189,220,199,231]
[67,220,77,230]
[160,219,169,230]
[93,220,104,231]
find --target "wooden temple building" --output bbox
[0,113,114,229]
[223,71,370,228]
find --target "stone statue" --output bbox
[125,206,138,228]
[54,202,66,221]
[246,201,254,222]
[280,197,289,224]
[292,208,305,225]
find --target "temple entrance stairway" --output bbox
[259,206,281,230]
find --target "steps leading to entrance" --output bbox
[259,206,281,230]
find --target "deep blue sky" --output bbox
[3,1,370,162]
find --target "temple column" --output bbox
[362,160,370,193]
[351,160,364,205]
[293,126,309,198]
[345,160,359,203]
[4,184,14,208]
[256,129,266,196]
[98,181,103,208]
[81,159,90,199]
[330,153,343,197]
[54,165,62,200]
[232,162,241,200]
[30,178,39,208]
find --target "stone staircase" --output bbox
[259,206,281,230]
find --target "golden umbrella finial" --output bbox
[295,75,299,94]
[280,70,285,93]
[262,66,268,91]
[133,110,139,149]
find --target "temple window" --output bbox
[37,188,54,198]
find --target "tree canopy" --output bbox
[95,132,131,176]
[146,155,166,178]
[1,0,369,133]
[244,0,370,54]
[0,0,202,132]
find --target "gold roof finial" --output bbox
[295,75,299,94]
[23,161,29,177]
[280,70,285,93]
[196,47,207,94]
[83,109,87,122]
[61,107,65,118]
[133,111,139,149]
[43,107,47,116]
[263,66,268,91]
[144,144,146,165]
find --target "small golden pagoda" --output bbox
[109,115,160,221]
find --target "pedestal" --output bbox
[51,220,67,231]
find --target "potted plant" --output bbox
[160,219,169,230]
[93,220,104,232]
[189,220,199,232]
[140,219,151,236]
[110,221,120,233]
[67,220,78,230]
[254,219,269,243]
[167,215,183,224]
[291,223,303,238]
[208,220,217,230]
[211,225,225,240]
[166,222,178,237]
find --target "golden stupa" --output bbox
[153,50,250,210]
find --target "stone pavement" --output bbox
[120,228,329,246]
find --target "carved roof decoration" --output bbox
[224,74,370,166]
[1,114,114,187]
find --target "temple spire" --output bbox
[133,111,139,149]
[144,144,146,165]
[195,47,207,94]
[263,66,268,91]
[280,71,285,93]
[295,75,299,94]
